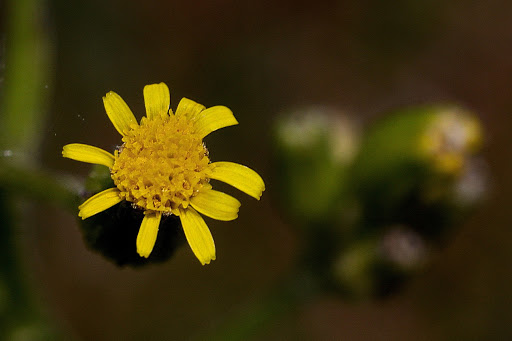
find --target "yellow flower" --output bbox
[63,83,265,265]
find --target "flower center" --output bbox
[111,115,212,215]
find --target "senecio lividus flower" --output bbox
[63,83,265,265]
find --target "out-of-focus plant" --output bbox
[273,104,486,301]
[205,104,486,340]
[274,107,360,225]
[0,0,72,339]
[272,107,361,285]
[350,106,483,231]
[334,106,485,298]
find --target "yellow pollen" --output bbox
[111,115,212,215]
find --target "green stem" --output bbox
[0,0,52,164]
[0,0,64,339]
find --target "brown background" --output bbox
[24,0,512,339]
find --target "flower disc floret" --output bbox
[111,114,213,215]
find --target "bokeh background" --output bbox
[3,0,512,339]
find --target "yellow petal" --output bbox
[136,212,162,258]
[78,188,122,219]
[210,162,265,200]
[143,83,170,120]
[193,106,238,138]
[174,97,205,120]
[179,207,216,265]
[103,91,138,136]
[190,189,241,221]
[62,143,115,168]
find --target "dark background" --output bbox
[21,0,512,339]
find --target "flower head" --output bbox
[420,109,482,175]
[63,83,265,265]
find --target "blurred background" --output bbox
[2,0,512,340]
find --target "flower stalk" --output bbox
[0,0,63,338]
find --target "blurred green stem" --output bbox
[0,0,63,339]
[1,0,52,163]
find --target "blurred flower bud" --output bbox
[79,165,186,267]
[273,107,360,225]
[350,105,485,237]
[332,226,429,299]
[452,158,488,207]
[419,107,482,175]
[332,239,377,299]
[328,105,487,299]
[378,226,428,271]
[273,104,487,300]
